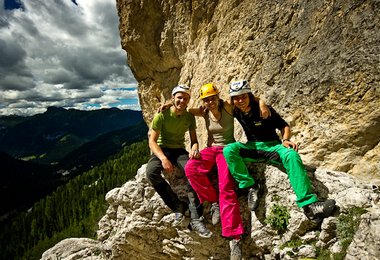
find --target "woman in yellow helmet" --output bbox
[184,83,269,259]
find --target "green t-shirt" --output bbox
[151,108,196,148]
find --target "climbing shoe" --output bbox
[303,199,336,223]
[247,184,259,211]
[173,212,185,227]
[229,238,242,260]
[189,217,212,238]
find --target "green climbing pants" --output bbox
[223,140,318,208]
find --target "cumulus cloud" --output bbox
[0,0,139,116]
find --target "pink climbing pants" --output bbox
[185,146,244,238]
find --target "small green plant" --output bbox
[280,238,303,250]
[265,203,290,233]
[272,194,281,202]
[94,248,102,256]
[316,246,332,260]
[314,206,367,260]
[335,206,367,258]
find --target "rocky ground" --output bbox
[42,163,380,259]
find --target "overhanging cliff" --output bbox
[117,0,380,183]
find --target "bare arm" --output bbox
[158,101,173,113]
[188,107,205,117]
[281,126,298,151]
[148,129,174,173]
[188,129,200,159]
[254,97,271,119]
[224,100,234,115]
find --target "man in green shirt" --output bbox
[146,85,212,238]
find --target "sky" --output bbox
[0,0,140,116]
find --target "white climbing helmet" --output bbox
[228,80,251,97]
[172,85,191,96]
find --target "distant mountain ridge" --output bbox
[0,108,148,217]
[0,107,144,163]
[59,120,148,170]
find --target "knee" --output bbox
[145,168,156,182]
[185,160,197,178]
[146,160,162,182]
[223,144,235,158]
[184,163,192,177]
[284,149,303,163]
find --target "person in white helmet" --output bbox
[146,85,212,238]
[224,79,336,222]
[184,83,270,259]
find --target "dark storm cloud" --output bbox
[0,0,138,116]
[0,38,34,91]
[58,48,130,88]
[0,38,27,69]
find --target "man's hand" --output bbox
[161,157,174,173]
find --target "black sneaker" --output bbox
[189,217,212,238]
[247,184,259,211]
[303,199,336,223]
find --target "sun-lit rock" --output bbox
[117,0,380,183]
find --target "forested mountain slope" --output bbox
[0,119,148,217]
[0,140,150,260]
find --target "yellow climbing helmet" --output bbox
[199,83,219,99]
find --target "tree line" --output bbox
[0,140,150,260]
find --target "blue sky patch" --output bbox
[4,0,23,10]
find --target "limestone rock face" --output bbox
[41,238,102,260]
[42,164,380,259]
[346,209,380,259]
[116,0,380,183]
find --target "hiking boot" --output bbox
[303,199,336,223]
[247,185,259,211]
[189,217,212,238]
[229,238,242,260]
[173,212,185,227]
[211,202,220,225]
